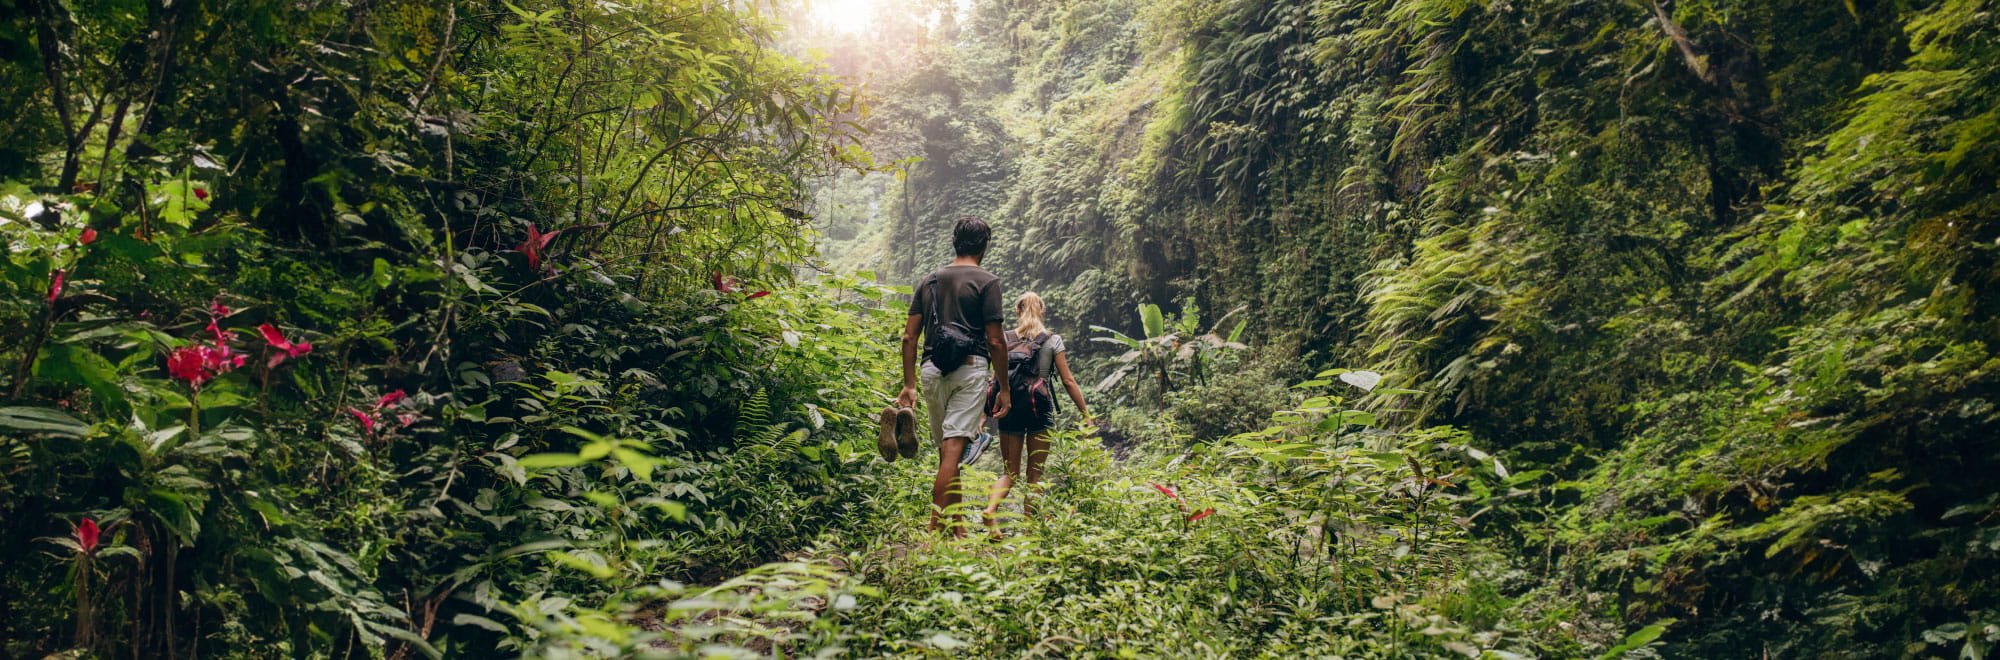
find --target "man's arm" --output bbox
[897,314,923,408]
[985,320,1010,419]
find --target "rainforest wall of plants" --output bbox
[825,0,2000,656]
[0,0,913,656]
[6,0,1997,656]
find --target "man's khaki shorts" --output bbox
[920,356,989,442]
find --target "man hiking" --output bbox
[897,216,1011,537]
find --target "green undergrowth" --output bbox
[810,424,1619,658]
[776,372,1649,658]
[496,365,1670,658]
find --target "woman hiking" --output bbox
[974,292,1092,537]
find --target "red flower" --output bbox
[75,517,100,554]
[347,407,377,434]
[167,341,245,389]
[205,320,239,344]
[517,223,560,271]
[376,390,408,408]
[193,188,209,201]
[745,290,771,300]
[1187,508,1215,522]
[712,273,742,293]
[166,347,204,385]
[257,323,313,367]
[209,300,232,317]
[47,269,64,302]
[79,228,97,245]
[256,323,286,346]
[1146,481,1181,502]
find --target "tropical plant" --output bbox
[1091,299,1247,403]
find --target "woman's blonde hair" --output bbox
[1015,292,1048,338]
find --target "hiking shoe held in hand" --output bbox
[894,407,920,458]
[961,431,993,466]
[876,407,902,462]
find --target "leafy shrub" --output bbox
[1164,354,1299,441]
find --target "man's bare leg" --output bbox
[930,436,970,538]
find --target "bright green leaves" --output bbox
[1139,302,1165,338]
[144,179,210,228]
[1092,300,1251,403]
[519,426,662,482]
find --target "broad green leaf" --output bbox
[0,406,90,437]
[1139,303,1165,338]
[518,453,587,469]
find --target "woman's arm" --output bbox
[1053,351,1091,425]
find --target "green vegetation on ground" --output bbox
[4,0,1997,657]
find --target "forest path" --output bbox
[745,428,1376,657]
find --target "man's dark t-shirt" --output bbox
[908,265,1005,364]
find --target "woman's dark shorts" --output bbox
[995,396,1056,434]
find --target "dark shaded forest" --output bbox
[2,0,1995,657]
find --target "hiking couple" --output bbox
[877,216,1093,539]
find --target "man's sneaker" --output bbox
[876,407,902,462]
[960,431,993,466]
[894,407,920,458]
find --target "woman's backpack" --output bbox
[999,332,1059,417]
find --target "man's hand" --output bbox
[989,391,1011,420]
[896,386,918,410]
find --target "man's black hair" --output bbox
[952,216,991,257]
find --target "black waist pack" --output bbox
[928,279,984,375]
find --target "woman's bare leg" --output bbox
[1023,431,1052,515]
[981,433,1025,536]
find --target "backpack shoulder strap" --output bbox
[926,275,940,322]
[1030,332,1055,378]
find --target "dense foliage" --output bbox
[1,0,904,656]
[821,0,2000,656]
[6,0,1996,656]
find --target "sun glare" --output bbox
[809,0,878,35]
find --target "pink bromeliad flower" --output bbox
[75,518,100,554]
[257,324,313,368]
[518,223,560,271]
[712,274,771,300]
[46,270,64,302]
[166,343,245,388]
[346,407,378,434]
[163,299,260,388]
[349,390,418,436]
[205,320,238,344]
